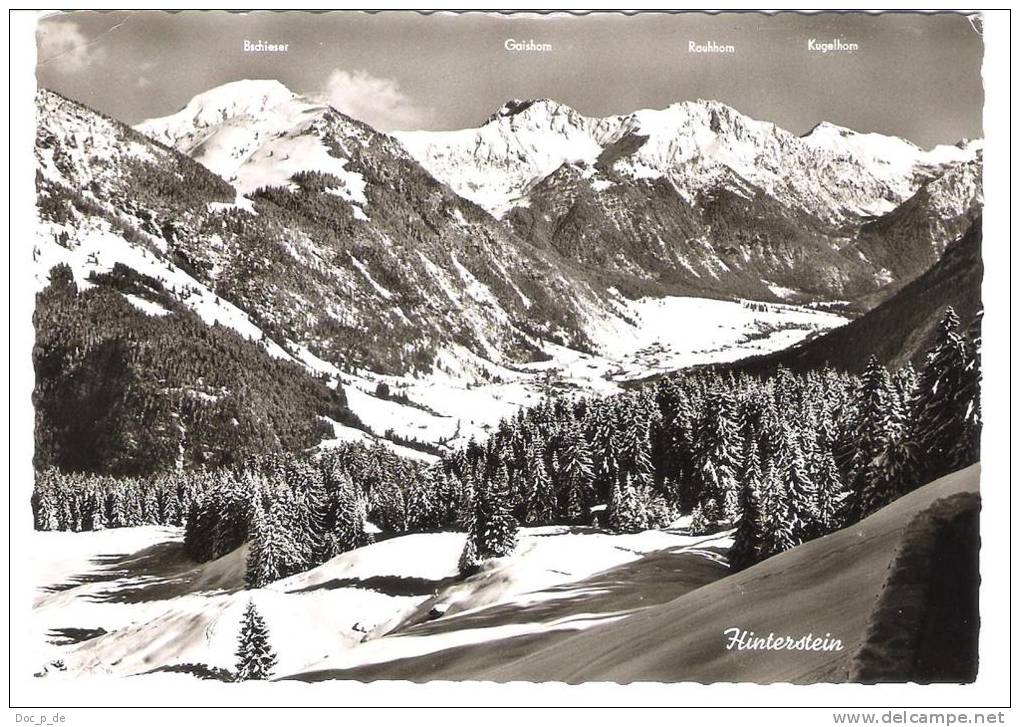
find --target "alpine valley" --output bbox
[34,79,982,468]
[30,78,984,684]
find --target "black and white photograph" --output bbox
[8,7,1012,711]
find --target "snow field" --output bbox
[32,523,732,680]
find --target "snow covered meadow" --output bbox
[31,521,732,680]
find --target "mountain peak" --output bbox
[181,79,296,115]
[484,98,579,125]
[139,79,298,135]
[199,78,295,97]
[802,120,856,139]
[691,98,738,111]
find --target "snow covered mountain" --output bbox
[136,83,982,305]
[33,83,863,463]
[33,80,983,462]
[396,98,981,301]
[39,86,622,379]
[850,153,983,290]
[36,80,985,367]
[137,80,371,215]
[396,98,977,224]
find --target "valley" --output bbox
[34,78,981,458]
[318,294,848,454]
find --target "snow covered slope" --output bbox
[30,523,730,679]
[290,465,978,684]
[31,527,460,678]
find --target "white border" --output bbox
[6,4,1013,716]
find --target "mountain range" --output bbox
[38,81,613,378]
[397,96,981,302]
[33,78,983,468]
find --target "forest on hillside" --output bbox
[33,305,981,585]
[33,263,358,475]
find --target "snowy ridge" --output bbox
[396,99,614,217]
[395,97,981,223]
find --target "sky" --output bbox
[35,10,984,147]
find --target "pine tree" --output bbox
[557,419,595,521]
[84,488,106,531]
[691,392,741,519]
[479,465,518,558]
[615,401,654,485]
[162,490,182,527]
[455,470,477,531]
[459,465,518,574]
[608,470,647,533]
[912,308,981,483]
[780,429,817,542]
[321,468,367,558]
[210,469,255,560]
[405,473,438,532]
[32,485,60,531]
[245,496,304,589]
[758,462,796,558]
[638,483,676,529]
[729,483,765,571]
[588,410,620,504]
[847,355,895,520]
[285,458,327,565]
[813,449,846,535]
[660,389,697,509]
[234,600,277,681]
[142,486,159,523]
[523,443,556,525]
[245,500,270,589]
[457,531,479,576]
[729,438,766,570]
[431,469,460,527]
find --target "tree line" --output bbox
[32,308,980,581]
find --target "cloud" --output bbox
[37,19,106,72]
[317,70,434,132]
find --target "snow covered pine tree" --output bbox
[235,600,277,681]
[458,465,519,575]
